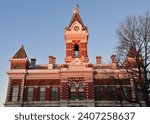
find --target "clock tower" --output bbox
[64,7,89,63]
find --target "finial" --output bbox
[73,4,79,14]
[21,43,24,48]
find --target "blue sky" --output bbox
[0,0,150,106]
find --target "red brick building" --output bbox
[4,7,145,107]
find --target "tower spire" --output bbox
[66,5,86,30]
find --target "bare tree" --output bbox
[116,11,150,106]
[101,69,143,107]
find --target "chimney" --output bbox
[111,55,117,68]
[53,57,56,64]
[31,58,36,66]
[111,55,116,63]
[49,56,53,64]
[96,56,101,64]
[48,56,56,69]
[49,56,56,64]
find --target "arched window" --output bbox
[78,82,84,91]
[69,82,85,100]
[74,44,79,58]
[78,82,84,100]
[70,82,76,100]
[70,82,76,91]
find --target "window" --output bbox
[40,87,45,101]
[51,87,58,101]
[109,86,116,100]
[69,82,85,100]
[78,83,84,92]
[74,44,79,58]
[28,87,33,101]
[78,83,84,100]
[70,92,76,100]
[137,85,143,101]
[12,86,19,101]
[96,87,103,100]
[70,82,76,100]
[78,92,84,100]
[70,82,76,91]
[121,87,128,100]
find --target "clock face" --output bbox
[74,26,79,31]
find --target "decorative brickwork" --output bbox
[4,7,145,107]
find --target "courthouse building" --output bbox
[4,7,144,107]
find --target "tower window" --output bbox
[74,44,79,58]
[12,86,19,101]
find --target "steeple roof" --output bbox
[66,7,87,30]
[12,44,28,59]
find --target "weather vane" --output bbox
[76,4,79,9]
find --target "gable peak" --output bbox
[127,43,138,58]
[12,44,28,59]
[65,6,87,31]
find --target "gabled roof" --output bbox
[123,43,143,68]
[66,7,87,30]
[12,44,28,59]
[127,43,139,58]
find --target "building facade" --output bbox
[5,7,145,107]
